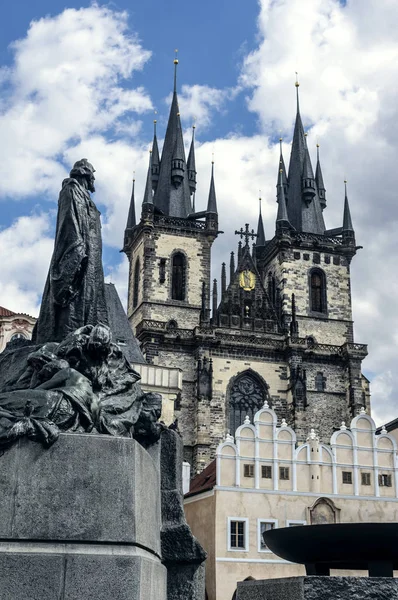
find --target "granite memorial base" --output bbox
[0,433,167,600]
[236,576,398,600]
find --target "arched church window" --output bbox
[10,333,25,341]
[310,269,327,313]
[133,259,140,308]
[171,252,186,301]
[228,372,268,435]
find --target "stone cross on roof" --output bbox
[234,223,258,247]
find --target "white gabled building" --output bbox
[184,403,398,600]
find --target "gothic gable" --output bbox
[216,245,281,332]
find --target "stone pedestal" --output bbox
[236,576,398,600]
[0,433,167,600]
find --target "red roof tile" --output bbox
[0,306,16,317]
[185,459,216,498]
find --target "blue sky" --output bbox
[1,0,398,424]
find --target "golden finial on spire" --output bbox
[280,168,283,174]
[212,151,214,165]
[133,170,135,182]
[295,71,300,87]
[153,109,157,125]
[174,49,179,65]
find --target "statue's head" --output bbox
[88,324,112,357]
[70,158,96,193]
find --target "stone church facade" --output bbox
[123,64,369,474]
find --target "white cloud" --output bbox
[167,84,233,129]
[0,4,152,199]
[0,214,54,316]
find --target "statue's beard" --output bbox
[88,182,96,193]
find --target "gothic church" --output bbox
[123,61,369,473]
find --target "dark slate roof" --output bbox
[185,459,216,498]
[206,162,218,214]
[104,283,145,364]
[153,88,192,218]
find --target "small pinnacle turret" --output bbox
[126,178,136,231]
[315,144,326,210]
[276,168,291,235]
[142,152,154,209]
[256,197,266,247]
[277,138,288,198]
[206,162,218,214]
[151,118,160,192]
[302,135,316,205]
[342,181,354,237]
[187,126,197,198]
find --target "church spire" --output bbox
[153,53,191,218]
[256,196,266,247]
[151,116,160,192]
[187,125,197,199]
[286,76,325,234]
[315,144,326,210]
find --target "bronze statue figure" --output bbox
[33,159,109,344]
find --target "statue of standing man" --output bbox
[33,159,109,344]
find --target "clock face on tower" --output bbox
[239,270,256,291]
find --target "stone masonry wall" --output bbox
[266,247,354,346]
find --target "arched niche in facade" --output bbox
[227,369,270,436]
[307,497,340,525]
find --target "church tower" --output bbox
[124,71,368,474]
[123,58,220,466]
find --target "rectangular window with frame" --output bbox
[259,521,276,551]
[342,471,352,484]
[361,472,371,486]
[261,465,272,479]
[279,467,290,480]
[229,519,247,550]
[244,464,254,478]
[379,473,392,487]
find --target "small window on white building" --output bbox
[279,467,290,480]
[361,472,371,486]
[379,473,392,487]
[261,465,272,479]
[228,518,248,551]
[243,464,254,478]
[342,471,352,484]
[258,520,277,552]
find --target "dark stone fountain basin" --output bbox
[263,523,398,576]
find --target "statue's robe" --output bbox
[33,178,109,344]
